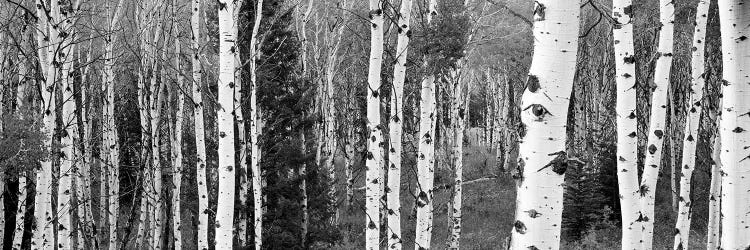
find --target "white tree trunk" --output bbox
[672,1,709,249]
[216,0,237,248]
[414,1,437,248]
[707,117,722,250]
[33,0,56,246]
[639,1,674,248]
[170,12,185,248]
[103,1,125,248]
[58,4,77,246]
[448,71,468,250]
[612,0,640,248]
[151,30,168,250]
[718,1,750,248]
[77,32,97,250]
[191,0,209,248]
[249,0,264,248]
[387,0,411,247]
[299,130,309,246]
[135,1,156,247]
[509,1,579,249]
[365,0,385,248]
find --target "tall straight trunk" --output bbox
[234,0,248,246]
[509,1,579,249]
[58,2,77,246]
[365,0,385,249]
[170,8,185,248]
[101,1,126,248]
[33,0,56,247]
[387,0,412,247]
[612,0,640,249]
[215,0,237,248]
[298,0,313,245]
[324,8,346,225]
[191,0,209,248]
[639,0,674,247]
[135,1,156,247]
[672,1,709,249]
[718,1,750,248]
[299,130,309,246]
[415,1,437,248]
[345,115,356,209]
[707,141,721,249]
[77,32,96,249]
[448,71,467,250]
[151,22,168,250]
[248,0,264,248]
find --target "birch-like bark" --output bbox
[135,1,156,247]
[639,1,675,247]
[151,21,168,250]
[509,1,579,249]
[707,145,723,247]
[215,0,237,248]
[135,1,150,247]
[672,1,709,249]
[448,71,467,250]
[387,0,412,247]
[13,24,31,250]
[102,1,126,248]
[365,0,385,248]
[33,0,57,246]
[612,0,640,248]
[191,0,209,248]
[718,1,750,248]
[234,0,248,246]
[324,2,347,224]
[299,130,309,246]
[248,0,264,248]
[170,7,185,248]
[58,1,78,246]
[415,1,438,248]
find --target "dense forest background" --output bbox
[0,0,735,249]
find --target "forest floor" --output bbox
[335,144,711,250]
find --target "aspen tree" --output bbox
[298,129,310,246]
[135,1,151,247]
[234,0,249,245]
[74,31,96,249]
[298,0,313,244]
[365,0,385,248]
[612,0,640,248]
[448,70,468,250]
[58,0,78,246]
[415,0,438,248]
[707,94,722,250]
[324,0,348,223]
[248,0,264,248]
[190,0,209,247]
[672,1,709,249]
[151,13,169,248]
[215,0,237,247]
[509,1,579,249]
[33,0,58,246]
[640,0,675,247]
[135,1,158,247]
[718,0,750,248]
[170,1,184,247]
[100,1,126,248]
[387,0,412,247]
